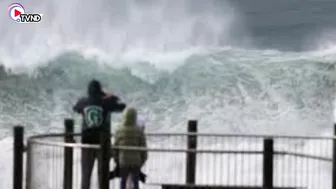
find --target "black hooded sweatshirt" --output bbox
[73,80,126,144]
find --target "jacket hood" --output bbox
[87,79,104,98]
[122,108,137,127]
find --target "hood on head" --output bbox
[87,79,104,98]
[122,108,137,127]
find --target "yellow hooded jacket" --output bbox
[114,108,148,167]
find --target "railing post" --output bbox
[99,131,110,189]
[263,138,274,189]
[25,141,31,189]
[186,120,197,184]
[63,119,74,189]
[13,126,24,189]
[332,123,336,189]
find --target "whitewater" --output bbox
[1,0,336,188]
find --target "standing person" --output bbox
[113,108,148,189]
[109,115,147,182]
[73,79,126,189]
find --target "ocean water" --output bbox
[0,0,336,188]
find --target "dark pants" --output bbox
[120,166,140,189]
[81,148,100,189]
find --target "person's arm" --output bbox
[113,129,121,146]
[139,130,148,165]
[105,95,126,112]
[103,92,114,99]
[73,98,85,113]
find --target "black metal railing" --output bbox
[13,119,336,189]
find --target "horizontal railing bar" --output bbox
[28,140,263,154]
[150,183,303,188]
[29,140,100,149]
[275,151,332,161]
[27,140,332,161]
[28,132,336,140]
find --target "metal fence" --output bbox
[13,119,336,189]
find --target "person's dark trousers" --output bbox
[119,166,140,189]
[81,148,99,189]
[109,163,147,183]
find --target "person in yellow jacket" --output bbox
[112,108,148,189]
[109,114,147,182]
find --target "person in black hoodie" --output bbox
[73,79,126,189]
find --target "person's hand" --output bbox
[103,92,114,99]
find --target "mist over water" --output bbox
[0,0,250,70]
[0,0,334,135]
